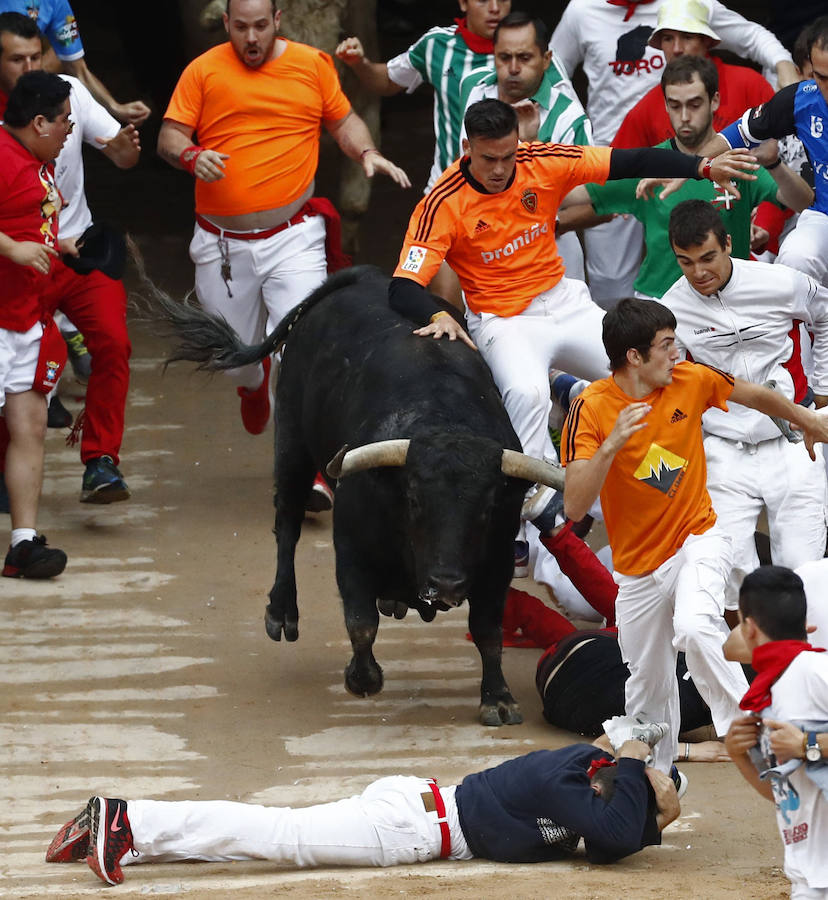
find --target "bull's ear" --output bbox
[500,450,565,490]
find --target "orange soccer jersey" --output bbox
[393,143,612,317]
[561,362,735,576]
[164,41,351,217]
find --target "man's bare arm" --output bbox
[62,57,150,125]
[157,119,229,183]
[725,716,774,801]
[335,37,405,96]
[325,110,411,188]
[98,124,141,169]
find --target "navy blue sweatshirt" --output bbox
[455,744,661,864]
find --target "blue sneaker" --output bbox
[521,486,564,533]
[80,456,130,504]
[670,764,689,799]
[514,540,529,578]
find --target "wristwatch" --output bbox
[805,732,822,763]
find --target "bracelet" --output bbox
[360,148,380,159]
[684,742,691,762]
[765,157,782,170]
[430,310,450,324]
[179,144,204,175]
[701,157,713,181]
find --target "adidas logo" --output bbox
[670,408,687,423]
[474,219,490,234]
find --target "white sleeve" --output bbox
[549,3,583,78]
[708,0,793,72]
[69,77,120,149]
[797,271,828,396]
[386,49,423,93]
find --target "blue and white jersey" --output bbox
[721,81,828,215]
[0,0,84,61]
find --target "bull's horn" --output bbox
[501,450,565,490]
[326,440,410,479]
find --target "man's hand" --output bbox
[7,241,58,273]
[512,98,541,142]
[764,719,805,764]
[798,408,828,461]
[96,123,141,154]
[635,177,686,200]
[617,738,651,760]
[58,236,80,258]
[646,767,681,830]
[750,222,770,253]
[360,151,411,188]
[702,149,759,201]
[194,149,230,182]
[413,314,477,350]
[751,138,779,168]
[725,715,761,758]
[685,740,731,762]
[335,36,366,67]
[604,402,650,454]
[112,99,151,126]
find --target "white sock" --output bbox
[11,528,36,547]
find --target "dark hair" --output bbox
[807,15,828,56]
[590,765,618,801]
[464,98,518,141]
[668,199,728,251]
[793,23,814,72]
[660,54,718,101]
[494,11,549,52]
[0,11,40,48]
[602,298,677,372]
[225,0,277,14]
[739,566,808,642]
[4,69,70,128]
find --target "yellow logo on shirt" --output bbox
[634,443,687,496]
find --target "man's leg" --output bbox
[614,568,680,773]
[5,388,47,531]
[583,217,643,309]
[777,209,828,286]
[672,528,748,742]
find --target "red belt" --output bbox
[195,203,315,241]
[424,779,451,858]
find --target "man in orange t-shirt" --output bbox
[158,0,409,456]
[557,297,828,772]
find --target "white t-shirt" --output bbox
[761,652,828,891]
[55,75,120,239]
[796,560,828,649]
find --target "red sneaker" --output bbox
[306,472,334,512]
[46,799,92,862]
[86,796,134,886]
[237,356,272,435]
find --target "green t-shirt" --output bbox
[585,139,782,298]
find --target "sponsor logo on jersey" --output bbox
[693,326,714,334]
[474,219,490,234]
[520,189,538,213]
[810,115,824,139]
[633,443,687,496]
[55,16,80,48]
[401,246,427,273]
[804,83,817,93]
[480,220,549,263]
[670,408,687,423]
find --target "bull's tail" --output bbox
[130,234,382,372]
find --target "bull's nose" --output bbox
[425,573,468,606]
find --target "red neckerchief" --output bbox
[453,17,494,54]
[739,640,826,712]
[606,0,657,22]
[0,90,7,119]
[586,757,616,779]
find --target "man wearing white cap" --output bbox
[613,0,775,149]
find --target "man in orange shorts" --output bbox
[158,0,409,506]
[557,297,828,772]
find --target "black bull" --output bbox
[160,266,564,725]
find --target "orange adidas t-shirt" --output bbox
[164,41,351,217]
[393,143,612,316]
[561,362,735,576]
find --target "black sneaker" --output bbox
[670,764,689,799]
[63,329,92,381]
[80,456,130,504]
[86,797,134,885]
[521,485,564,534]
[46,798,92,862]
[514,540,529,578]
[2,535,67,578]
[47,395,73,429]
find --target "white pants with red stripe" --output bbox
[123,777,472,868]
[466,277,608,464]
[189,216,328,390]
[614,526,749,773]
[778,209,828,287]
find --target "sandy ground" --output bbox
[0,239,792,899]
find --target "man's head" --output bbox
[739,566,808,647]
[223,0,280,69]
[493,12,551,103]
[661,55,719,151]
[806,15,828,105]
[793,23,814,80]
[0,11,41,95]
[459,0,512,40]
[4,69,72,162]
[669,199,732,295]
[648,0,719,63]
[462,98,518,193]
[602,297,678,384]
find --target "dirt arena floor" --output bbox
[1,232,791,899]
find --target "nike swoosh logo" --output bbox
[66,828,85,841]
[110,807,123,833]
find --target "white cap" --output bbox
[649,0,721,50]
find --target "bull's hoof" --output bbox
[344,659,384,697]
[264,604,299,642]
[479,700,523,727]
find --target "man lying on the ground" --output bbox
[46,734,681,886]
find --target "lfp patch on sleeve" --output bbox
[401,246,427,273]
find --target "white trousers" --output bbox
[704,433,828,608]
[614,526,749,772]
[777,209,828,287]
[583,215,643,309]
[123,777,472,869]
[190,216,328,389]
[0,321,42,407]
[466,278,608,462]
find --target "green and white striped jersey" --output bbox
[387,25,494,189]
[458,53,593,147]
